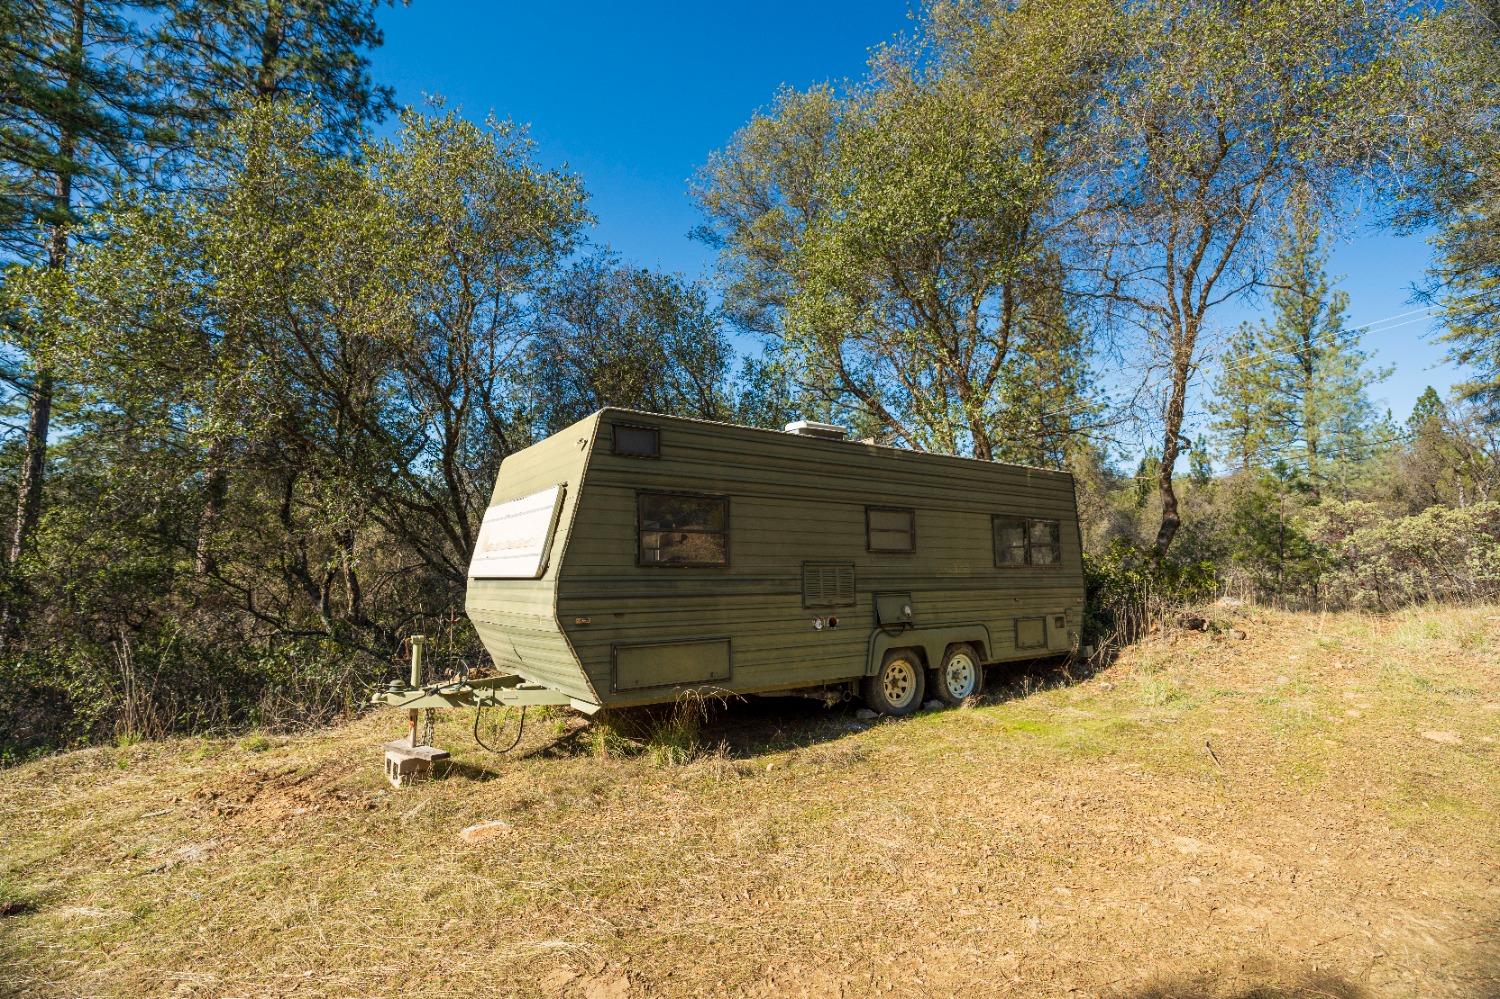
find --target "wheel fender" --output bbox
[866,625,991,677]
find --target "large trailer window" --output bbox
[994,517,1061,566]
[469,484,567,579]
[866,507,916,553]
[638,492,729,566]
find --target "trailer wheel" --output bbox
[863,650,925,716]
[931,643,982,705]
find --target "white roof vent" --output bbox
[783,419,848,441]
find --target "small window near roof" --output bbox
[639,492,728,566]
[613,424,659,458]
[866,507,915,553]
[994,516,1061,567]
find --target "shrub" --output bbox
[1306,501,1500,609]
[1084,540,1219,646]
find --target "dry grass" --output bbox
[1,605,1497,998]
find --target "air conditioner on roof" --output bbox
[782,420,848,441]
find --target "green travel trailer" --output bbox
[458,408,1085,717]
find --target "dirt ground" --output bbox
[1,605,1496,998]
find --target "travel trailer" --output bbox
[459,408,1086,716]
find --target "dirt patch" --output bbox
[188,759,374,829]
[0,898,35,918]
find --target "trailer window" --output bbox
[866,507,915,553]
[993,517,1061,566]
[994,518,1028,565]
[639,493,728,566]
[1029,519,1061,565]
[613,424,659,458]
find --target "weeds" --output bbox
[238,734,275,753]
[583,689,734,765]
[0,878,37,918]
[1139,675,1189,708]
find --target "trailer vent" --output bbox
[802,561,856,608]
[783,420,848,441]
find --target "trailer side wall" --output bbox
[555,411,1084,708]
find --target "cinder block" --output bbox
[383,741,450,788]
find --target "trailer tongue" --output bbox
[370,634,575,786]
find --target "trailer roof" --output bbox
[592,407,1076,480]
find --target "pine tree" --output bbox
[1407,385,1444,436]
[147,0,396,156]
[1210,322,1278,474]
[1209,191,1388,497]
[1,0,161,584]
[1398,3,1500,417]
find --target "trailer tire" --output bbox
[863,650,925,716]
[931,643,982,705]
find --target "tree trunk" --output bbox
[1301,332,1321,500]
[341,529,365,626]
[194,462,228,575]
[1152,345,1191,557]
[256,0,285,97]
[9,369,54,566]
[8,0,81,572]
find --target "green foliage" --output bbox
[529,252,733,432]
[1306,501,1500,609]
[1392,4,1500,415]
[729,350,802,430]
[1384,390,1500,511]
[0,100,596,755]
[1408,386,1445,434]
[1083,540,1218,644]
[0,0,161,260]
[1222,473,1324,602]
[1208,189,1390,493]
[147,0,396,155]
[693,1,1103,464]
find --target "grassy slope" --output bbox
[1,606,1496,999]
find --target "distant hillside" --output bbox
[2,606,1497,999]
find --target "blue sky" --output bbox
[369,2,1461,434]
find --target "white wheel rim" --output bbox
[944,654,977,699]
[883,660,917,708]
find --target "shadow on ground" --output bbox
[1125,975,1372,999]
[455,650,1098,768]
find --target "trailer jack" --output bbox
[371,635,578,787]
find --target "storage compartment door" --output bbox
[1015,616,1047,651]
[613,638,732,692]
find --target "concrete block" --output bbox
[383,740,450,788]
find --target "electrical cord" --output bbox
[473,704,526,754]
